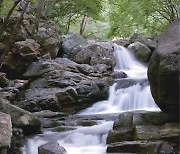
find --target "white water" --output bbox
[79,44,159,115]
[22,44,160,154]
[22,121,113,154]
[113,45,147,79]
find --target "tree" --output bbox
[32,0,44,37]
[44,0,103,34]
[80,15,88,35]
[0,0,22,37]
[107,0,179,38]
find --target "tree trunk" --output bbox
[32,0,44,37]
[0,0,22,37]
[80,15,87,35]
[0,0,30,67]
[66,13,75,34]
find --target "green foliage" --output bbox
[107,0,179,38]
[0,0,178,40]
[43,0,103,34]
[82,20,110,41]
[0,0,14,18]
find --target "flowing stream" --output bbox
[21,44,160,154]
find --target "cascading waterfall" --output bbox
[79,44,159,115]
[22,44,160,154]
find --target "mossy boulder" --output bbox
[148,19,180,119]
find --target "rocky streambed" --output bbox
[0,16,179,154]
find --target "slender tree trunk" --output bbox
[66,18,71,34]
[66,13,75,34]
[0,0,22,37]
[32,0,44,37]
[80,15,87,35]
[0,0,30,67]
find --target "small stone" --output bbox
[38,142,66,154]
[0,73,8,87]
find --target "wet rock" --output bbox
[107,141,173,153]
[128,42,152,62]
[129,33,157,51]
[32,110,67,118]
[112,71,127,79]
[0,112,12,150]
[47,126,75,132]
[0,99,41,135]
[107,129,134,144]
[20,58,113,113]
[113,112,134,130]
[132,111,172,126]
[9,128,24,154]
[74,43,115,67]
[77,120,97,126]
[61,33,88,59]
[38,142,66,154]
[0,72,8,87]
[148,19,180,119]
[106,111,179,153]
[112,38,130,47]
[115,78,148,89]
[134,123,180,141]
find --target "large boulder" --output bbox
[0,99,41,135]
[61,33,88,59]
[107,141,174,153]
[38,142,66,154]
[112,38,130,47]
[35,20,62,59]
[74,43,115,67]
[106,111,179,153]
[17,58,113,113]
[129,33,157,51]
[13,39,41,60]
[128,42,152,62]
[148,19,180,119]
[2,39,41,76]
[0,112,12,151]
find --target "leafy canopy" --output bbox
[107,0,179,38]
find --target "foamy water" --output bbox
[22,44,160,154]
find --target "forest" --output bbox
[0,0,179,40]
[0,0,179,154]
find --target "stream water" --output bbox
[21,45,160,154]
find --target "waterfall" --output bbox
[113,45,147,79]
[22,44,160,154]
[79,44,160,115]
